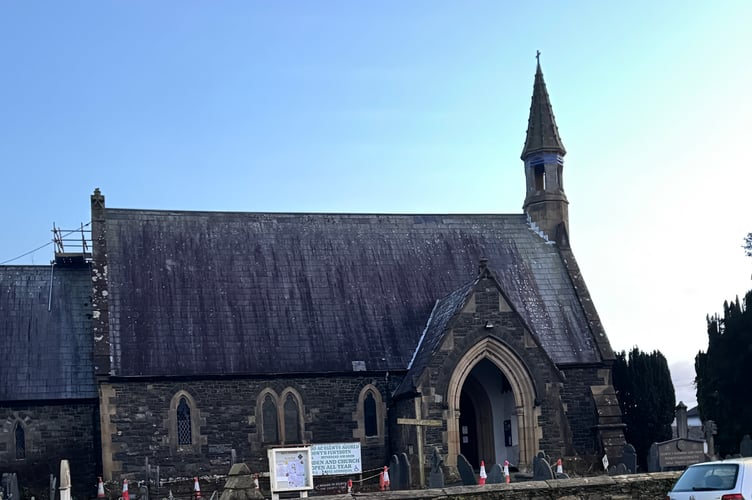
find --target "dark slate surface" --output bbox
[0,265,96,400]
[398,279,477,394]
[103,209,600,377]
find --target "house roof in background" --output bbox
[0,265,96,400]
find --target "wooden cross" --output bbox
[397,400,443,488]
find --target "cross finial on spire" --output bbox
[536,50,541,63]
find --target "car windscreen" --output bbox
[672,464,739,492]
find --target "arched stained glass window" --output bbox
[177,397,192,445]
[284,394,300,443]
[262,394,279,443]
[357,385,383,444]
[364,392,377,437]
[15,423,25,459]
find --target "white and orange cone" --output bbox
[122,479,130,500]
[479,460,487,485]
[382,466,390,490]
[97,477,106,499]
[193,477,202,499]
[503,460,511,484]
[347,479,353,493]
[556,458,563,475]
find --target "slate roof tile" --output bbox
[0,265,96,400]
[103,209,600,377]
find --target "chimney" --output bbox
[478,258,489,275]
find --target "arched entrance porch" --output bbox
[446,338,540,471]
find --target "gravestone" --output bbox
[456,454,477,486]
[532,455,554,481]
[704,420,718,459]
[487,464,504,484]
[220,463,264,500]
[388,455,401,490]
[648,443,659,473]
[153,466,160,496]
[1,473,19,500]
[649,438,706,472]
[145,458,161,497]
[398,453,411,490]
[59,460,71,500]
[614,463,628,475]
[428,447,444,488]
[621,443,637,474]
[741,435,752,457]
[49,474,57,500]
[676,402,688,439]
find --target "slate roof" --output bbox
[398,279,477,394]
[102,209,601,377]
[0,265,96,400]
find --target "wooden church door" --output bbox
[459,374,496,468]
[459,392,479,467]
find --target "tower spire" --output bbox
[521,53,569,247]
[521,52,566,160]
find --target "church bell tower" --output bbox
[521,53,569,247]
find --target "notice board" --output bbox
[268,447,314,494]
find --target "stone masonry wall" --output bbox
[421,278,580,460]
[349,472,679,500]
[559,367,604,454]
[0,401,99,500]
[102,374,398,481]
[91,471,681,500]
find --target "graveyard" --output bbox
[0,451,681,500]
[5,403,752,500]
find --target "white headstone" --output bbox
[59,460,72,500]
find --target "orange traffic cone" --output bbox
[382,466,390,491]
[347,479,353,493]
[504,460,511,484]
[193,477,201,499]
[97,477,105,499]
[479,460,487,485]
[556,458,563,475]
[122,479,130,500]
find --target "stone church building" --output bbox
[0,61,624,495]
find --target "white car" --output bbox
[667,457,752,500]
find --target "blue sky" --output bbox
[2,1,751,408]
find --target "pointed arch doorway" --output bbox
[446,338,540,470]
[459,359,516,467]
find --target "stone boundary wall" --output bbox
[340,472,680,500]
[93,471,682,500]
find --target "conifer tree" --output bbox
[695,291,752,456]
[743,233,752,257]
[613,347,676,470]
